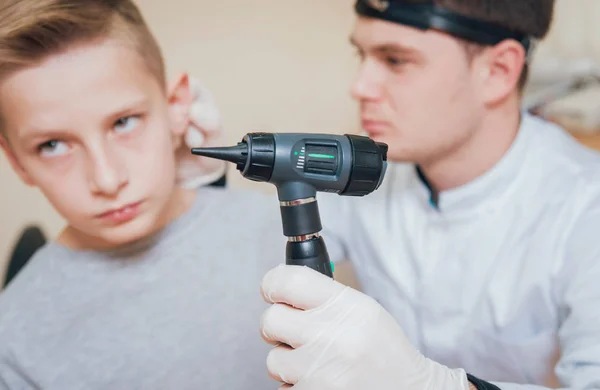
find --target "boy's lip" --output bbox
[96,200,143,223]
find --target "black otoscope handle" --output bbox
[286,237,334,278]
[279,194,334,278]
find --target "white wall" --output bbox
[531,0,600,67]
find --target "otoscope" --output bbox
[191,133,388,278]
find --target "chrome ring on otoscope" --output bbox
[280,197,316,207]
[288,233,320,242]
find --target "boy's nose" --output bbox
[87,145,128,197]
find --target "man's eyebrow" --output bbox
[375,43,419,55]
[349,36,419,55]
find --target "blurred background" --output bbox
[2,0,600,286]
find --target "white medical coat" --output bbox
[319,113,600,389]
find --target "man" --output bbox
[255,0,600,389]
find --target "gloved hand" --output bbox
[260,265,471,390]
[174,76,227,188]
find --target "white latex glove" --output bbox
[175,76,227,189]
[260,265,471,390]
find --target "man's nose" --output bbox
[350,61,382,101]
[87,142,128,197]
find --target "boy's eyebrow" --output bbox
[18,97,151,143]
[19,128,67,144]
[104,97,151,123]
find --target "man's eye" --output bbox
[114,116,141,134]
[38,140,68,157]
[353,47,366,62]
[386,57,406,67]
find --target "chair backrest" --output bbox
[3,225,47,289]
[208,173,227,188]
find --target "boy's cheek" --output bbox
[171,130,183,151]
[0,138,36,186]
[169,119,188,153]
[42,188,91,228]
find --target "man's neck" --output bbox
[419,100,522,193]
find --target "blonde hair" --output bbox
[0,0,166,135]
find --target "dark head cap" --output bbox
[354,0,534,54]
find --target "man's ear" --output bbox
[477,40,526,106]
[0,135,35,186]
[167,72,193,138]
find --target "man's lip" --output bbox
[96,201,143,219]
[361,119,389,133]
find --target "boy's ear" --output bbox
[0,136,35,186]
[167,72,192,139]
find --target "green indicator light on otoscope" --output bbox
[308,153,335,159]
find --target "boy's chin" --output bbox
[100,221,157,247]
[61,188,195,251]
[98,211,170,248]
[62,213,163,251]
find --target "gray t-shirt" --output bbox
[0,187,286,390]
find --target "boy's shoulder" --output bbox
[0,188,286,389]
[182,186,281,230]
[0,242,71,305]
[0,242,69,347]
[194,185,278,209]
[0,186,282,315]
[0,186,286,358]
[182,185,286,256]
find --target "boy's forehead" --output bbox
[1,40,161,136]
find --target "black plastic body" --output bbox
[286,237,333,278]
[279,201,322,237]
[279,200,332,277]
[238,133,388,202]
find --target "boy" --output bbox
[0,1,285,388]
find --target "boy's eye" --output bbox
[38,140,68,157]
[114,116,141,134]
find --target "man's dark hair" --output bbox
[403,0,555,89]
